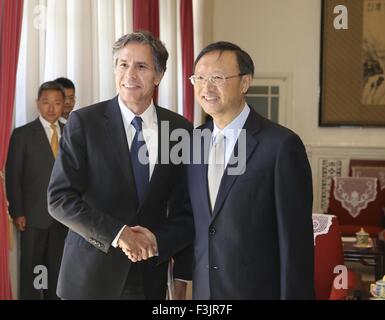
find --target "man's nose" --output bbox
[123,65,137,79]
[48,104,55,112]
[202,78,216,90]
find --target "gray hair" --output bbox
[113,31,169,74]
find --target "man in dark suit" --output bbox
[54,77,76,124]
[187,42,314,299]
[47,31,194,300]
[6,81,68,300]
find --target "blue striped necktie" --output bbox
[130,116,149,205]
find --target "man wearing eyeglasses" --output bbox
[187,42,314,299]
[54,77,76,124]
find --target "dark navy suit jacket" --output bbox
[48,96,194,299]
[6,119,63,228]
[187,107,314,299]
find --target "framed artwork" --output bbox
[319,0,385,126]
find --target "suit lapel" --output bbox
[104,102,174,211]
[104,97,138,208]
[143,106,171,207]
[31,118,56,162]
[198,122,213,217]
[211,108,262,220]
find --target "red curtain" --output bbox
[180,0,194,122]
[133,0,159,37]
[133,0,159,103]
[0,0,24,300]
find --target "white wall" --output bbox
[212,0,385,147]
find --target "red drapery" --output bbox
[133,0,159,38]
[180,0,194,122]
[0,0,24,300]
[132,0,159,103]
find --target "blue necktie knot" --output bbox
[131,116,143,132]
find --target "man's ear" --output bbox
[241,74,252,94]
[154,72,164,87]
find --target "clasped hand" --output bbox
[117,225,158,262]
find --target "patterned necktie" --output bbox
[130,116,149,205]
[208,132,225,210]
[50,124,59,158]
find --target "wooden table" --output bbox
[343,237,384,281]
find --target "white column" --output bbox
[67,0,95,107]
[44,0,68,81]
[95,0,116,102]
[115,0,133,39]
[15,0,45,127]
[176,0,183,116]
[158,0,178,112]
[193,0,214,126]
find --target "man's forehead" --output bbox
[64,88,75,95]
[116,44,153,64]
[117,43,152,56]
[39,90,64,99]
[195,51,238,70]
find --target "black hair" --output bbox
[194,41,254,76]
[37,81,65,100]
[54,77,75,91]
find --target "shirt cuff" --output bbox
[112,225,126,248]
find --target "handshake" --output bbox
[117,225,158,262]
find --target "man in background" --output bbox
[54,77,76,124]
[6,81,68,299]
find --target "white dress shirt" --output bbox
[210,103,250,168]
[39,116,61,143]
[112,96,159,247]
[118,96,158,177]
[59,117,67,124]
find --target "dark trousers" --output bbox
[20,220,68,300]
[119,262,145,300]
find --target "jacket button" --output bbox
[209,227,216,235]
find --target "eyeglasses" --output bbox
[189,73,247,86]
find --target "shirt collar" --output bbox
[39,115,59,128]
[59,117,68,125]
[212,103,250,142]
[118,95,157,128]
